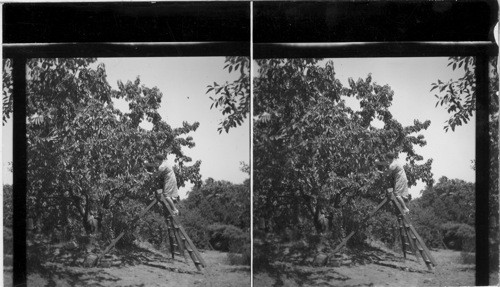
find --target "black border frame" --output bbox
[3,1,499,286]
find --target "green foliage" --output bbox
[410,177,475,250]
[440,222,474,250]
[3,184,13,228]
[178,203,212,249]
[208,223,247,252]
[407,201,443,249]
[431,57,476,132]
[3,58,202,244]
[3,184,13,259]
[206,57,250,133]
[2,59,12,124]
[183,178,250,230]
[179,178,250,264]
[431,57,498,133]
[253,58,433,243]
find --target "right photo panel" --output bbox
[252,2,498,287]
[253,57,480,286]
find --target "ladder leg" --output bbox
[176,224,206,269]
[390,194,435,269]
[391,197,421,264]
[407,223,437,266]
[396,215,407,260]
[413,235,433,271]
[162,207,186,262]
[401,215,421,264]
[404,225,433,271]
[165,217,177,259]
[180,234,203,271]
[171,219,189,262]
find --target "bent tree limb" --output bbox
[94,198,159,266]
[332,197,389,254]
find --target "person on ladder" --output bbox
[147,153,180,216]
[376,152,410,214]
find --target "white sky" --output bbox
[2,57,475,199]
[2,57,250,198]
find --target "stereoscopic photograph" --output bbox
[2,1,499,287]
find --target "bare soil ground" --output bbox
[4,245,249,287]
[254,246,497,287]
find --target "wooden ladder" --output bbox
[94,195,206,271]
[157,194,207,271]
[332,192,437,270]
[389,193,436,270]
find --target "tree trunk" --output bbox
[312,212,323,234]
[82,214,98,235]
[70,193,97,235]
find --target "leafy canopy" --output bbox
[206,57,250,133]
[410,177,475,250]
[5,58,202,236]
[431,57,498,133]
[253,58,433,233]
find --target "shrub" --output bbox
[208,223,247,252]
[178,205,212,249]
[441,222,475,251]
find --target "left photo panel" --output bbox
[3,3,250,287]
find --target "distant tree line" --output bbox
[179,178,250,264]
[410,177,475,251]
